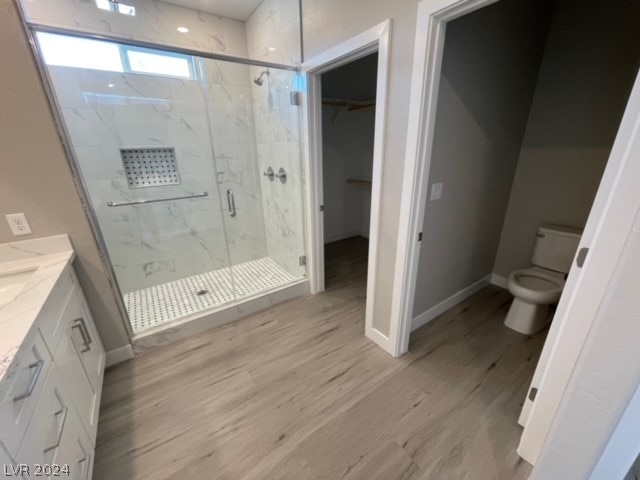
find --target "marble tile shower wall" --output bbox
[21,0,248,58]
[245,0,302,65]
[250,67,306,277]
[49,61,268,293]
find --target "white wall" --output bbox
[321,105,375,243]
[412,0,553,316]
[531,208,640,479]
[493,0,640,278]
[0,0,130,351]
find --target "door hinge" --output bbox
[290,91,300,106]
[319,205,324,212]
[418,232,423,242]
[528,387,538,402]
[576,247,589,268]
[299,255,306,266]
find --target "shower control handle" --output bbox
[263,167,275,181]
[227,189,236,218]
[275,167,287,183]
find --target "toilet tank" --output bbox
[531,225,582,273]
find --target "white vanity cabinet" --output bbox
[1,259,105,480]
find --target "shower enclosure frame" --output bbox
[18,11,304,342]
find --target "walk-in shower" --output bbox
[33,31,307,335]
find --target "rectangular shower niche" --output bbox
[121,147,181,188]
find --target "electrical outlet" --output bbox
[430,182,443,201]
[5,213,32,236]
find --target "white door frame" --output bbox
[392,0,640,466]
[301,20,393,352]
[390,0,498,357]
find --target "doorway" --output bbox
[302,20,391,350]
[393,0,640,466]
[320,53,378,291]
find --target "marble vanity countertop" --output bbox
[0,235,75,383]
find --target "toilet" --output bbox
[504,225,582,334]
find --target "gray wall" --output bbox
[412,0,554,316]
[0,0,129,351]
[493,0,640,277]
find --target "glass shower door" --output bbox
[36,31,308,335]
[201,58,307,299]
[36,32,236,333]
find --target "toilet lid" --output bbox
[515,273,561,292]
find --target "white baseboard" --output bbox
[324,230,362,244]
[491,273,508,289]
[411,274,492,332]
[105,344,134,367]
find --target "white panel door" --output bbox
[518,71,640,464]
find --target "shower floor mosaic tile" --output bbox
[124,257,296,333]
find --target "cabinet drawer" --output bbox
[17,366,94,480]
[50,407,94,480]
[0,333,51,459]
[1,441,14,466]
[38,267,75,357]
[54,293,100,444]
[75,291,105,393]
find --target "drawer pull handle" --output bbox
[46,405,68,451]
[73,318,92,353]
[13,359,44,402]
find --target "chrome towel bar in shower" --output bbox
[107,191,208,207]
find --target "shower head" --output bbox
[253,69,270,86]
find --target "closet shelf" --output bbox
[322,99,376,111]
[347,177,372,187]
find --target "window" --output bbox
[37,32,123,73]
[124,47,195,79]
[36,32,196,80]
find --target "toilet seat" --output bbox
[508,267,564,305]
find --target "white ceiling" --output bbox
[158,0,263,21]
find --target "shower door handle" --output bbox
[227,189,236,218]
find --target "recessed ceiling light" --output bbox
[177,26,189,33]
[107,83,115,88]
[267,47,277,52]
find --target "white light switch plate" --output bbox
[430,182,443,201]
[6,213,32,236]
